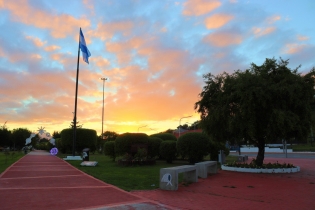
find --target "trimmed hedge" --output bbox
[177,132,209,164]
[104,141,116,161]
[159,140,177,163]
[208,140,229,161]
[147,137,162,159]
[150,133,177,141]
[60,128,97,154]
[115,133,149,157]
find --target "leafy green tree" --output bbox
[147,136,163,159]
[96,131,118,154]
[104,141,116,161]
[52,131,61,138]
[115,133,149,157]
[0,127,11,147]
[102,131,119,141]
[159,140,177,163]
[195,58,315,166]
[11,128,31,150]
[150,133,177,141]
[61,128,97,154]
[177,132,209,164]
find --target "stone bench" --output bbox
[160,165,197,190]
[237,155,248,162]
[195,161,217,178]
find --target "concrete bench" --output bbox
[160,165,197,190]
[237,155,248,162]
[195,161,217,178]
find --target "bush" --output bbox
[150,133,177,141]
[159,141,177,163]
[104,141,116,161]
[115,133,149,157]
[177,132,209,164]
[208,140,229,161]
[147,137,162,159]
[36,142,53,151]
[60,128,97,154]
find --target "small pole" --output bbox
[285,140,287,158]
[310,126,314,146]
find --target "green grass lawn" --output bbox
[291,143,315,152]
[63,154,238,191]
[0,151,25,174]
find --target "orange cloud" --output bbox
[93,21,134,40]
[182,0,221,16]
[0,0,90,38]
[204,14,234,29]
[44,45,61,52]
[266,15,281,24]
[297,35,309,41]
[282,43,306,54]
[252,27,276,37]
[93,56,111,68]
[203,32,242,47]
[25,35,46,47]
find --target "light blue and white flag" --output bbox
[79,28,91,64]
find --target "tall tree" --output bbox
[195,58,315,166]
[0,127,11,147]
[11,128,31,150]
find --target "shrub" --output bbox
[159,140,177,163]
[104,141,116,161]
[147,137,162,159]
[60,128,97,154]
[115,133,149,157]
[177,132,209,164]
[150,133,177,141]
[133,148,148,160]
[208,140,229,161]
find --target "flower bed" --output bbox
[221,165,300,173]
[221,158,300,173]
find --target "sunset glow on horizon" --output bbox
[0,0,314,136]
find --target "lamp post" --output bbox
[179,115,192,137]
[100,77,107,139]
[138,125,147,133]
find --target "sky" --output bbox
[0,0,315,136]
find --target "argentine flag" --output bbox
[79,28,91,64]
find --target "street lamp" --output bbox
[179,115,192,137]
[100,77,108,139]
[138,125,147,132]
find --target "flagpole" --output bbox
[72,28,81,156]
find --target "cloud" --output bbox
[297,35,309,41]
[25,35,46,47]
[266,15,281,24]
[204,14,234,29]
[93,21,134,41]
[252,27,276,37]
[0,0,90,38]
[282,43,307,54]
[182,0,221,16]
[44,45,61,52]
[203,31,243,47]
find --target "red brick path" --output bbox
[1,151,314,209]
[0,151,174,210]
[131,157,315,210]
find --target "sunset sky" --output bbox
[0,0,315,136]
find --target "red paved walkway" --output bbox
[0,151,174,210]
[1,151,314,209]
[132,157,315,210]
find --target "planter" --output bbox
[221,165,300,173]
